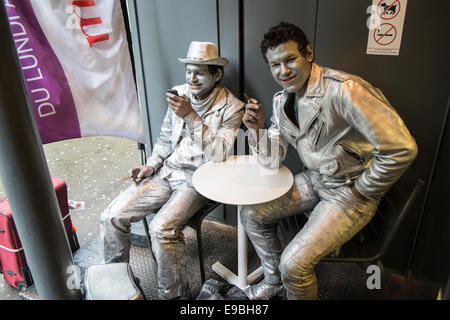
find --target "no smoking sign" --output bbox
[367,0,408,55]
[374,23,397,46]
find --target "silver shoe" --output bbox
[247,281,284,300]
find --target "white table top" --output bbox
[192,155,293,205]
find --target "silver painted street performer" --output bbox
[241,22,418,300]
[100,41,244,300]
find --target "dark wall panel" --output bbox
[243,0,317,115]
[135,0,218,141]
[243,0,317,174]
[218,0,240,97]
[314,0,450,275]
[412,96,450,284]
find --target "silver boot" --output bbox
[247,280,285,300]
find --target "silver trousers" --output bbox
[100,173,208,299]
[240,170,379,300]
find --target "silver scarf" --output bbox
[188,84,221,118]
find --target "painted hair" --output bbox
[207,65,224,83]
[260,22,311,63]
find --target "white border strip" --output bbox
[0,244,23,253]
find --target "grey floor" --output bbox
[0,137,442,300]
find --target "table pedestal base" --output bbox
[212,262,263,295]
[211,206,264,297]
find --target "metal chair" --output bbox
[186,200,221,283]
[278,168,425,272]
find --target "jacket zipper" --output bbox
[312,120,324,149]
[339,142,364,163]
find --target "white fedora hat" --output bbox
[177,41,228,67]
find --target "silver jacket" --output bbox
[147,84,245,172]
[250,63,418,200]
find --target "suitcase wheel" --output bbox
[17,281,28,291]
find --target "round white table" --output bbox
[192,155,293,293]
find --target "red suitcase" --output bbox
[0,176,80,290]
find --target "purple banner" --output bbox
[5,0,81,144]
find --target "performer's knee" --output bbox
[279,249,311,284]
[149,215,183,242]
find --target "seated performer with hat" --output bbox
[100,41,244,300]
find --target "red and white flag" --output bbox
[4,0,145,144]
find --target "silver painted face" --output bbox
[266,40,313,93]
[185,63,218,100]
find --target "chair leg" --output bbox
[196,224,206,284]
[142,218,152,251]
[377,259,384,274]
